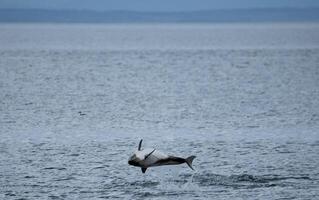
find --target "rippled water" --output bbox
[1,23,319,199]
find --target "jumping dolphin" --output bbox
[128,139,196,173]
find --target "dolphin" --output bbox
[128,139,196,173]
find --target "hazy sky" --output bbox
[1,0,319,11]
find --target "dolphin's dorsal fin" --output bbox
[141,168,147,173]
[145,149,156,160]
[138,139,143,151]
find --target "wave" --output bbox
[177,172,311,188]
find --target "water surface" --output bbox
[1,23,319,199]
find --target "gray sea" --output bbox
[0,23,319,199]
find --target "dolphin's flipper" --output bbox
[145,149,156,159]
[141,168,147,173]
[138,139,143,151]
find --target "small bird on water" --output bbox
[128,139,196,173]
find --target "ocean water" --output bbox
[0,23,319,199]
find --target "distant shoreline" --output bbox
[1,8,319,23]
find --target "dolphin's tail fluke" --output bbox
[185,156,196,170]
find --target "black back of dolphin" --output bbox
[154,156,196,170]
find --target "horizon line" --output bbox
[1,7,319,13]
